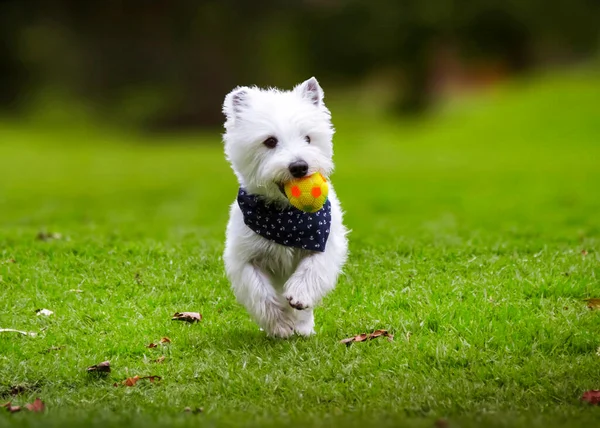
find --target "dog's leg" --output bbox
[283,253,335,310]
[283,230,347,311]
[293,308,315,336]
[284,193,349,313]
[229,261,294,338]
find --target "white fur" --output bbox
[222,77,349,338]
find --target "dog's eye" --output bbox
[263,137,278,149]
[305,135,311,143]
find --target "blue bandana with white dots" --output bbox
[237,188,331,252]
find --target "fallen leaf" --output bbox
[340,329,394,345]
[35,309,54,317]
[36,232,62,241]
[1,402,21,413]
[406,331,412,342]
[115,375,161,387]
[0,328,37,337]
[581,249,589,256]
[584,298,600,310]
[183,407,203,414]
[135,272,143,285]
[160,337,171,344]
[155,356,166,364]
[353,333,369,342]
[25,398,45,412]
[68,289,83,293]
[7,383,39,396]
[147,343,158,348]
[87,361,111,373]
[172,312,202,323]
[9,386,26,396]
[2,259,16,264]
[124,376,140,387]
[581,390,600,405]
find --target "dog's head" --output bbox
[222,77,334,203]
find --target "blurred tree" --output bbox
[0,0,598,129]
[0,0,31,112]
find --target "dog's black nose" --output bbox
[289,160,309,178]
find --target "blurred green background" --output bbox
[1,2,600,427]
[0,0,599,130]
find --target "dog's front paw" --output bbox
[283,281,314,310]
[293,306,315,336]
[267,322,294,339]
[286,295,310,310]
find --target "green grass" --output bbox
[1,70,600,428]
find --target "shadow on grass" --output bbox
[206,326,314,353]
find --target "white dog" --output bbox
[222,77,349,338]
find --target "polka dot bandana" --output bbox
[237,188,331,252]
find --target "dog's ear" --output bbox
[223,87,250,120]
[295,77,323,107]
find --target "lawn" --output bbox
[1,70,600,428]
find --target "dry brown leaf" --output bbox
[147,343,158,348]
[8,384,38,396]
[124,376,140,387]
[3,259,16,264]
[183,407,203,414]
[582,390,600,405]
[135,272,143,285]
[115,375,161,387]
[9,386,26,396]
[585,299,600,310]
[340,329,394,345]
[155,356,166,364]
[25,398,45,413]
[160,337,171,344]
[353,333,369,342]
[1,402,21,413]
[172,312,202,323]
[87,361,111,373]
[340,335,358,344]
[581,249,589,256]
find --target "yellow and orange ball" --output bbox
[284,172,329,213]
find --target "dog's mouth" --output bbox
[277,182,286,196]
